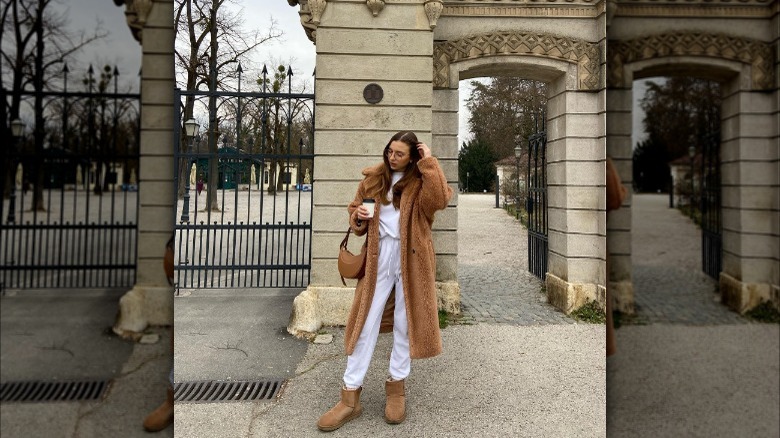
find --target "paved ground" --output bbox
[174,288,309,382]
[607,193,779,437]
[629,194,747,325]
[173,192,605,436]
[457,194,573,325]
[0,288,172,438]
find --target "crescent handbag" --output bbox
[338,227,367,286]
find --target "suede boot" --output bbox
[143,386,174,432]
[317,386,363,432]
[384,379,406,424]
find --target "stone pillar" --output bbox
[288,0,455,336]
[545,74,608,314]
[605,86,634,313]
[719,75,780,313]
[113,0,175,338]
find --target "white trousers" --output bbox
[343,237,410,389]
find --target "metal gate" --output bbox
[1,67,141,290]
[526,113,548,279]
[700,129,721,279]
[174,65,314,289]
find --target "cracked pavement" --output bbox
[0,288,172,437]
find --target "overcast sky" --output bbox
[60,1,646,151]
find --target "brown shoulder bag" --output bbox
[338,228,367,286]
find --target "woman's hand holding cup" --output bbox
[358,198,375,221]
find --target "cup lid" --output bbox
[362,198,374,203]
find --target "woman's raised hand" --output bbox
[416,142,431,159]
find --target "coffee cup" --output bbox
[362,198,375,218]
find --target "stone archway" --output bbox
[606,30,778,314]
[431,30,606,313]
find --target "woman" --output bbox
[317,131,452,431]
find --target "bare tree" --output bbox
[174,0,281,211]
[1,0,106,209]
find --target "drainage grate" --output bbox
[174,379,285,403]
[0,380,110,403]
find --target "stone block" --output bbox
[139,54,174,80]
[721,137,778,162]
[321,1,428,30]
[316,54,432,82]
[606,229,631,255]
[545,272,601,315]
[432,112,459,137]
[606,136,632,159]
[720,272,773,315]
[316,79,432,106]
[147,0,174,27]
[437,281,461,314]
[315,105,432,131]
[605,112,632,136]
[141,27,175,54]
[609,254,632,282]
[547,186,603,210]
[141,104,174,131]
[609,280,635,314]
[548,113,604,141]
[139,182,174,206]
[433,89,459,111]
[547,137,604,163]
[606,89,632,112]
[314,130,403,156]
[317,28,433,56]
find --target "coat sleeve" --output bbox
[417,156,452,220]
[606,157,627,212]
[348,180,369,236]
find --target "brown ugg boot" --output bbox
[384,378,406,424]
[143,386,174,432]
[317,386,363,432]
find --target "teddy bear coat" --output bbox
[344,156,452,359]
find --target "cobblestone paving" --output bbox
[456,194,573,325]
[629,194,748,325]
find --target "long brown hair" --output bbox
[363,131,423,208]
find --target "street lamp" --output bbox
[688,145,695,220]
[466,171,470,193]
[7,119,25,223]
[181,118,199,223]
[514,144,523,220]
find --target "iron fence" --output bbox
[174,65,315,289]
[701,129,721,279]
[526,113,548,280]
[1,65,140,290]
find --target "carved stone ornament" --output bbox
[366,0,385,17]
[424,0,444,29]
[308,0,327,25]
[433,32,600,90]
[608,32,775,90]
[114,0,151,43]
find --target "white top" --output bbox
[379,172,403,239]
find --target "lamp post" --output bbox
[688,145,695,220]
[7,119,25,223]
[514,144,522,220]
[181,118,200,223]
[466,171,469,193]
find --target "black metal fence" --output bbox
[1,66,141,290]
[701,129,721,279]
[174,65,314,289]
[526,113,548,279]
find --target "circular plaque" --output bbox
[363,83,383,104]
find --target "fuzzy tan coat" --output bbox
[344,157,452,359]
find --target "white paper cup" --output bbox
[362,199,375,218]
